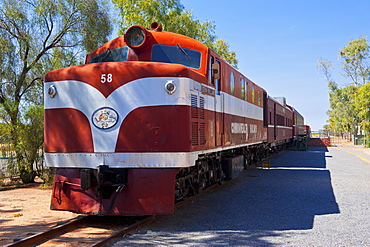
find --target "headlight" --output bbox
[48,85,57,98]
[165,80,176,95]
[124,25,149,50]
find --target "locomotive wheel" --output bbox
[175,157,224,201]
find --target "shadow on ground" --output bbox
[115,147,340,246]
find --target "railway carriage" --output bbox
[44,23,304,216]
[287,104,305,138]
[266,97,294,150]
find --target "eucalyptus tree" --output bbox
[318,37,370,137]
[354,82,370,145]
[112,0,238,68]
[339,37,370,86]
[0,0,112,182]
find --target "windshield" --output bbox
[90,46,128,63]
[151,44,201,69]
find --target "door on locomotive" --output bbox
[209,54,224,147]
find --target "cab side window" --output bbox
[208,55,221,94]
[230,72,235,95]
[252,86,255,103]
[241,78,246,100]
[258,90,261,106]
[208,56,215,85]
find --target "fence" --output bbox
[0,145,44,179]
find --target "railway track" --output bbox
[5,180,222,247]
[5,162,264,247]
[5,215,154,247]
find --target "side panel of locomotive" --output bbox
[207,50,267,148]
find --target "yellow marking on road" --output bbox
[336,147,370,163]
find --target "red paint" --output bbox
[45,108,94,153]
[51,168,180,215]
[45,104,269,154]
[45,62,207,98]
[116,105,191,152]
[308,138,330,147]
[85,28,209,76]
[266,97,294,143]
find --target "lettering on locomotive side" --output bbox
[191,81,215,96]
[201,85,215,97]
[231,122,248,134]
[231,123,258,135]
[250,124,258,134]
[231,122,249,139]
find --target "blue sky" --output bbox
[180,0,370,131]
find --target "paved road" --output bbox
[111,146,370,246]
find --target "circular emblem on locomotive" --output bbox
[92,107,119,129]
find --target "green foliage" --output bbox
[79,0,113,53]
[354,83,370,119]
[0,0,112,183]
[211,39,238,69]
[318,38,370,138]
[340,37,370,86]
[354,82,370,136]
[326,85,361,133]
[0,105,44,183]
[21,105,44,169]
[112,0,238,68]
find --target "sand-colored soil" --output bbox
[0,185,77,245]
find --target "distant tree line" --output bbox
[318,37,370,146]
[0,0,238,183]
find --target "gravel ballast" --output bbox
[111,146,370,246]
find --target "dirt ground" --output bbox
[0,140,368,246]
[0,184,78,245]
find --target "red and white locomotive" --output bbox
[44,23,305,216]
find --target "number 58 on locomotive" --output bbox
[44,22,305,216]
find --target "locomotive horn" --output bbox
[151,22,162,31]
[151,22,158,29]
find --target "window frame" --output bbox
[230,72,235,95]
[151,44,202,69]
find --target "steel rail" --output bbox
[92,215,155,247]
[5,158,269,247]
[5,215,91,247]
[6,215,155,247]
